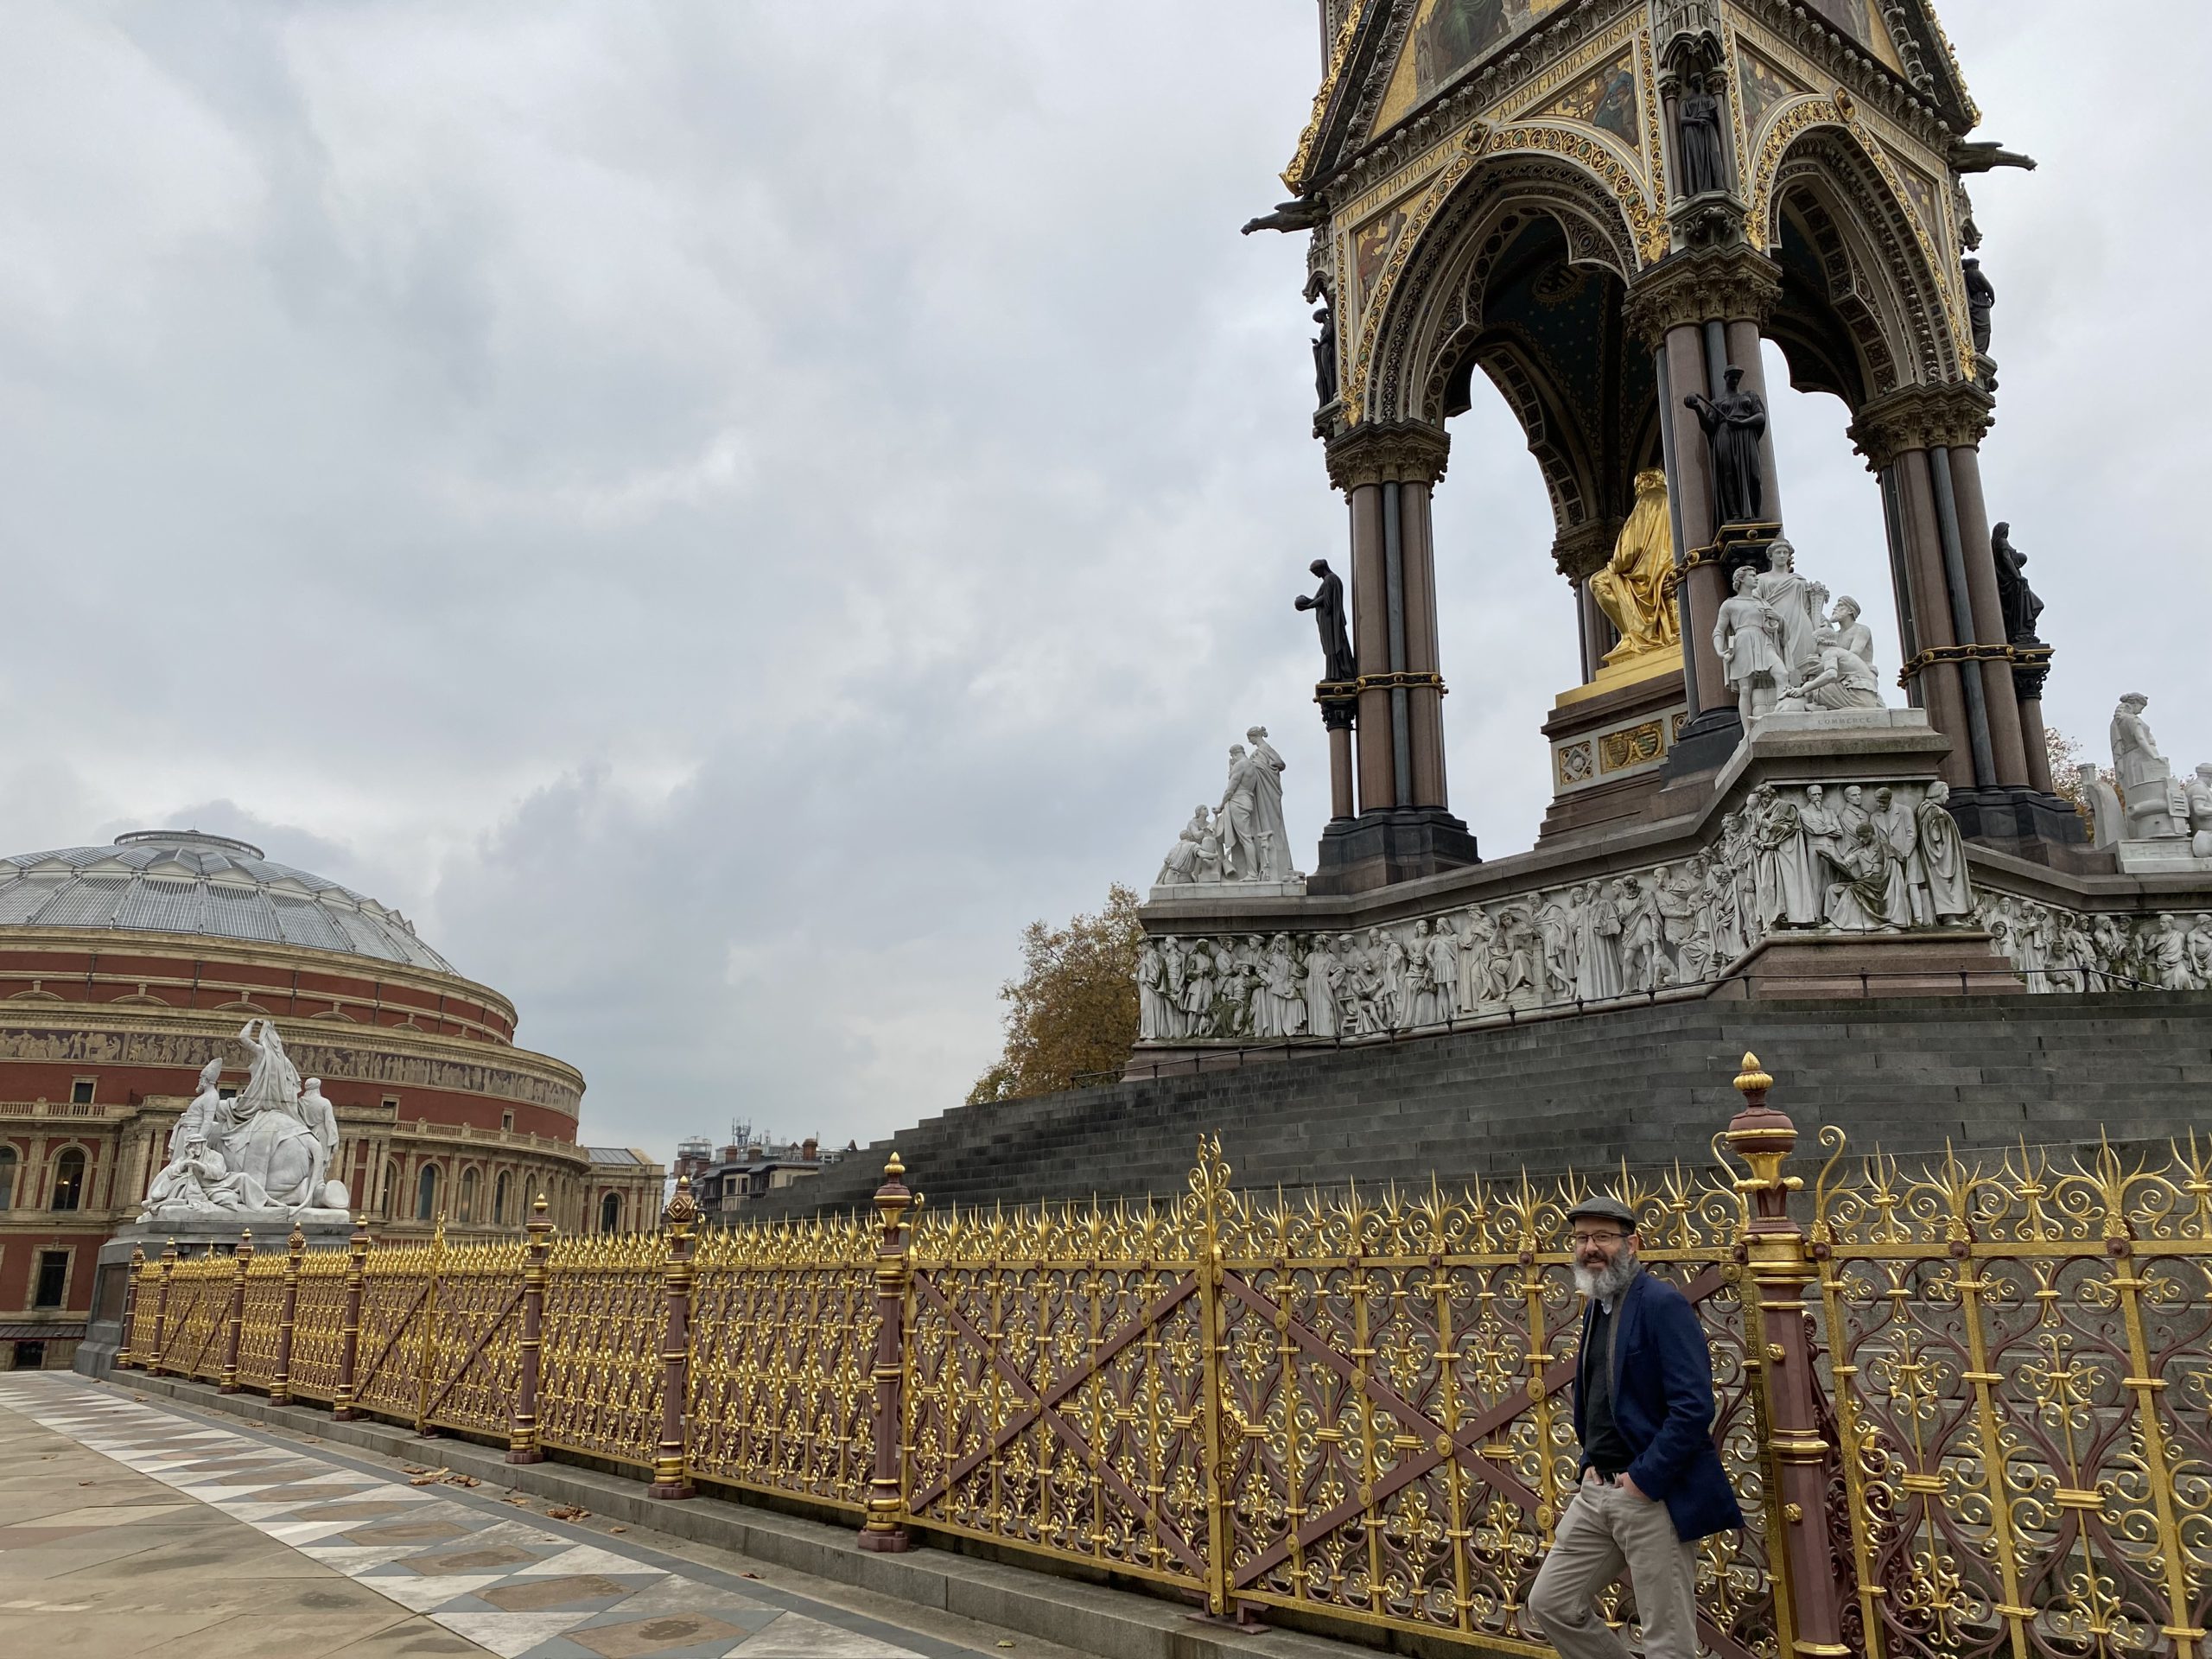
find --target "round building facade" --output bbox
[0,830,663,1370]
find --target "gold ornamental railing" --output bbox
[116,1059,2212,1659]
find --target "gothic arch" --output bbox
[1760,121,1968,403]
[1365,150,1642,429]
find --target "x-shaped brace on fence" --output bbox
[188,1302,226,1374]
[907,1272,1210,1579]
[354,1282,435,1397]
[417,1283,524,1427]
[1220,1263,1754,1659]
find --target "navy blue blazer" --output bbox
[1573,1268,1746,1541]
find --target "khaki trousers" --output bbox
[1527,1475,1701,1659]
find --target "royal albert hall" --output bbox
[0,829,664,1372]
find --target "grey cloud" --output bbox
[0,2,2202,1158]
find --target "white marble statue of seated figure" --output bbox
[140,1130,275,1219]
[1775,642,1885,711]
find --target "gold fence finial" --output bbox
[1735,1052,1774,1096]
[885,1152,906,1182]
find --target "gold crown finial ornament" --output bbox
[1735,1052,1774,1096]
[664,1172,699,1227]
[885,1152,906,1182]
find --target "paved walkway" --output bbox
[0,1374,1084,1659]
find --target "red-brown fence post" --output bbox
[334,1215,369,1421]
[649,1176,697,1500]
[117,1245,146,1370]
[1727,1053,1850,1659]
[859,1154,912,1553]
[219,1230,253,1393]
[149,1241,178,1376]
[270,1225,305,1407]
[507,1194,551,1465]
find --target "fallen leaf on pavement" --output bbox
[545,1505,591,1521]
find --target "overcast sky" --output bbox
[1,3,2203,1157]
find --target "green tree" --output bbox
[967,884,1142,1104]
[2045,724,2113,831]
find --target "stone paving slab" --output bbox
[0,1387,470,1656]
[0,1375,1102,1659]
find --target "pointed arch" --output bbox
[1757,117,1970,399]
[1365,148,1643,429]
[1357,149,1656,563]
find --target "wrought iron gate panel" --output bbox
[284,1250,350,1403]
[1209,1154,1776,1656]
[351,1238,438,1422]
[537,1229,664,1466]
[687,1217,878,1509]
[234,1253,288,1392]
[424,1237,529,1438]
[905,1201,1213,1592]
[1810,1136,2212,1659]
[162,1259,229,1381]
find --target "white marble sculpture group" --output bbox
[138,1018,349,1223]
[1155,726,1301,891]
[1984,893,2212,993]
[1711,541,1885,723]
[1137,774,1974,1043]
[2092,694,2212,869]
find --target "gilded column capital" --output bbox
[1847,382,1996,469]
[1622,245,1783,346]
[1325,421,1451,492]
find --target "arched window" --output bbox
[381,1162,399,1220]
[459,1167,479,1224]
[0,1147,16,1210]
[416,1164,440,1222]
[51,1148,86,1211]
[599,1192,621,1233]
[493,1171,510,1226]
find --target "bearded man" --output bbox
[1529,1197,1744,1658]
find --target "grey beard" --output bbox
[1573,1253,1639,1301]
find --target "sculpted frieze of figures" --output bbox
[0,1024,579,1112]
[1139,777,1983,1044]
[1981,893,2212,994]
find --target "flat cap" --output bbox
[1566,1196,1637,1228]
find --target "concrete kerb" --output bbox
[100,1371,1362,1659]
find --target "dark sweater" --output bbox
[1580,1294,1634,1477]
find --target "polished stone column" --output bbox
[1345,480,1393,810]
[1625,245,1783,769]
[1397,477,1448,808]
[1941,443,2032,787]
[1851,385,2008,789]
[1317,422,1478,891]
[1885,446,1976,788]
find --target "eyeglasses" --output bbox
[1570,1230,1629,1248]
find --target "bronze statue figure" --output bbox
[1963,257,1995,354]
[1313,303,1338,408]
[1684,365,1766,527]
[1991,521,2044,644]
[1297,558,1357,683]
[1676,73,1730,198]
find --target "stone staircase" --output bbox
[765,992,2212,1217]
